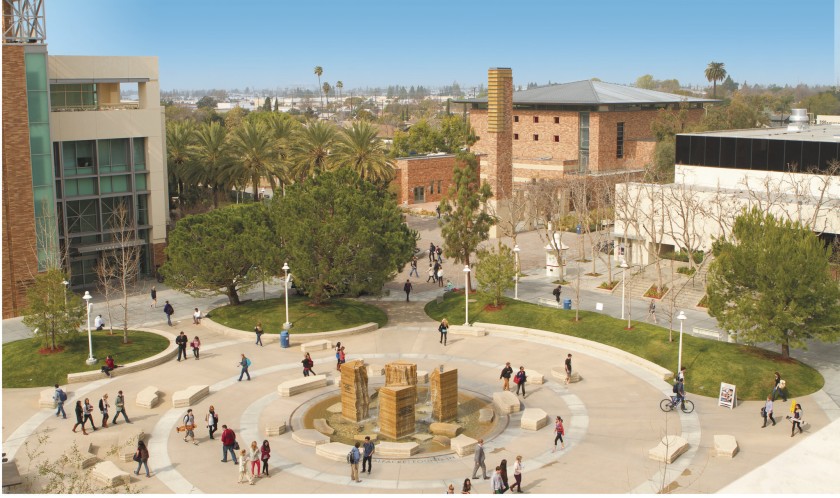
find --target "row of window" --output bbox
[514,134,561,142]
[59,195,150,236]
[513,115,562,124]
[57,138,146,177]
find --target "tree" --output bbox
[526,179,570,280]
[22,269,85,351]
[166,120,196,198]
[335,80,344,117]
[475,243,516,307]
[161,203,277,305]
[274,169,416,304]
[322,82,331,111]
[704,62,727,98]
[707,208,840,357]
[191,121,231,208]
[288,120,337,181]
[332,121,395,183]
[263,97,272,112]
[440,152,494,290]
[635,74,655,89]
[228,120,280,200]
[196,96,218,109]
[314,66,324,110]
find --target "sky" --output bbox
[46,0,838,92]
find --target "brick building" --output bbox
[392,154,457,205]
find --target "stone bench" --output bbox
[315,441,353,462]
[265,423,286,436]
[354,434,378,442]
[277,374,328,397]
[377,441,420,457]
[300,340,332,352]
[448,325,487,337]
[432,435,451,447]
[450,434,478,456]
[430,422,462,438]
[524,369,544,384]
[38,388,60,409]
[479,408,495,424]
[648,435,689,464]
[713,435,739,458]
[313,418,335,436]
[118,429,147,462]
[135,386,160,409]
[91,460,131,487]
[521,408,549,431]
[172,385,209,408]
[413,433,433,443]
[292,429,331,447]
[75,442,98,469]
[493,391,521,414]
[550,366,582,383]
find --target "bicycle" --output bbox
[660,395,695,413]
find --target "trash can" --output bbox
[563,298,572,310]
[576,224,581,234]
[280,330,290,348]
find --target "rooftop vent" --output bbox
[787,109,809,132]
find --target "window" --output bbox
[66,199,99,234]
[553,135,560,143]
[514,133,519,140]
[616,122,625,159]
[533,116,539,123]
[554,117,560,124]
[579,112,590,150]
[514,115,519,123]
[533,134,539,141]
[437,181,442,194]
[61,140,96,176]
[50,83,96,110]
[99,138,130,173]
[430,181,435,193]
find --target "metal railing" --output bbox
[51,102,140,112]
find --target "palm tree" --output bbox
[314,66,323,111]
[166,120,196,197]
[322,82,331,113]
[336,81,344,118]
[228,120,280,201]
[705,62,727,98]
[190,121,231,208]
[288,120,337,182]
[265,113,297,195]
[332,121,395,183]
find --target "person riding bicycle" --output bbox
[672,378,686,410]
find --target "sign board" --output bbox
[719,382,736,409]
[595,302,604,311]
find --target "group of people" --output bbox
[427,260,445,287]
[452,439,526,494]
[500,356,574,396]
[346,436,376,482]
[55,385,131,435]
[175,331,201,361]
[762,372,805,437]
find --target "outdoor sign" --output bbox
[719,382,736,409]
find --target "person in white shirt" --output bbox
[491,466,504,494]
[94,314,104,330]
[510,455,523,493]
[193,308,201,325]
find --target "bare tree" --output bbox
[663,174,705,270]
[95,258,117,335]
[526,179,570,280]
[97,201,141,344]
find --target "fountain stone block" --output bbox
[340,360,369,422]
[450,434,478,456]
[292,429,330,447]
[493,391,521,414]
[378,385,416,440]
[316,441,353,462]
[524,369,545,384]
[432,435,451,447]
[313,418,335,436]
[430,368,458,422]
[479,408,495,423]
[430,422,462,438]
[520,408,549,431]
[377,441,420,457]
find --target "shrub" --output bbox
[644,285,668,299]
[677,266,697,276]
[663,250,704,264]
[598,280,619,290]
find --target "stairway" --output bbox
[673,255,714,310]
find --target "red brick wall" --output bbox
[2,45,39,318]
[393,155,458,205]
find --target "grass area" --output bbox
[425,293,823,401]
[209,296,388,334]
[2,330,170,388]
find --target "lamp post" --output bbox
[677,311,687,375]
[463,265,471,326]
[82,291,96,365]
[513,245,520,300]
[282,262,292,330]
[62,280,69,309]
[620,259,628,320]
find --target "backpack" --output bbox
[245,358,252,367]
[347,450,354,464]
[672,383,679,394]
[58,389,67,402]
[553,287,560,296]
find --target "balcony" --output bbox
[51,101,140,112]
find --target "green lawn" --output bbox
[425,293,823,401]
[2,330,170,388]
[208,296,388,334]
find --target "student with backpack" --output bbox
[238,354,252,381]
[552,285,562,303]
[514,367,527,397]
[54,384,68,419]
[163,300,175,326]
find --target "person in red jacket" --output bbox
[220,425,238,464]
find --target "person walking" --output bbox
[335,342,342,371]
[447,483,456,494]
[176,331,188,361]
[206,405,218,440]
[500,362,513,391]
[514,367,527,397]
[438,318,449,345]
[553,416,565,451]
[436,245,443,264]
[260,440,271,477]
[564,354,573,385]
[82,398,97,431]
[237,449,249,483]
[772,372,787,402]
[220,425,238,464]
[437,266,444,287]
[790,403,804,437]
[193,307,202,325]
[349,441,362,483]
[112,390,131,424]
[133,440,150,477]
[72,400,87,435]
[361,436,375,475]
[429,242,436,263]
[553,284,562,303]
[510,456,523,493]
[247,441,261,483]
[762,395,776,428]
[54,384,67,419]
[238,354,252,381]
[338,346,346,369]
[150,286,157,308]
[183,409,198,444]
[409,256,419,277]
[491,466,504,494]
[98,394,110,428]
[436,204,441,219]
[427,263,436,283]
[191,336,201,360]
[471,438,488,480]
[462,478,472,493]
[163,300,175,326]
[647,299,658,324]
[254,322,264,346]
[404,279,413,302]
[500,459,510,493]
[302,352,315,377]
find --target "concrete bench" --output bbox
[524,369,544,384]
[521,408,549,431]
[265,423,286,436]
[75,442,99,469]
[377,441,420,457]
[172,385,209,408]
[38,388,60,409]
[413,433,433,443]
[91,460,131,487]
[713,435,739,458]
[432,435,451,448]
[493,391,521,414]
[300,340,332,353]
[315,442,353,462]
[313,418,335,436]
[430,422,462,438]
[118,430,147,462]
[292,429,331,447]
[479,408,495,424]
[277,374,328,397]
[551,366,582,383]
[417,370,429,383]
[354,434,378,442]
[135,386,160,409]
[450,434,478,456]
[648,435,689,464]
[448,325,487,337]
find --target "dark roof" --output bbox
[455,80,717,105]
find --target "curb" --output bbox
[66,327,177,384]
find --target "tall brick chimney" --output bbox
[485,68,513,200]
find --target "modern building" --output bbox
[2,0,168,317]
[613,113,840,266]
[392,154,457,205]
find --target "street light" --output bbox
[513,245,521,300]
[620,259,628,320]
[463,265,471,326]
[82,291,96,365]
[62,280,69,309]
[282,262,292,330]
[677,311,687,375]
